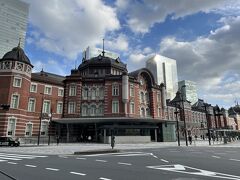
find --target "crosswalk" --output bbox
[0,152,47,162]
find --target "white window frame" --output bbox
[56,101,63,114]
[81,104,88,116]
[69,85,76,96]
[30,83,37,93]
[112,84,119,96]
[130,84,134,97]
[25,122,33,137]
[44,85,52,95]
[40,120,49,136]
[43,100,51,114]
[130,102,135,114]
[91,88,96,100]
[58,88,64,97]
[11,94,20,109]
[90,104,97,116]
[7,117,17,137]
[68,102,76,114]
[112,101,119,113]
[13,77,22,87]
[98,104,104,116]
[28,98,36,112]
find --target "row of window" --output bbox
[12,78,64,96]
[7,118,49,137]
[10,94,63,114]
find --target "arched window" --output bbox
[145,92,149,103]
[82,87,88,99]
[146,108,150,117]
[98,105,104,116]
[91,88,96,100]
[90,104,97,116]
[81,105,88,116]
[99,87,104,99]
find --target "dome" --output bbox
[1,45,33,67]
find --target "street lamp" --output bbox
[37,93,44,146]
[48,109,52,145]
[171,90,188,146]
[174,108,180,146]
[203,103,211,145]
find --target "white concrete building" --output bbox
[146,54,178,100]
[0,0,29,57]
[178,80,198,105]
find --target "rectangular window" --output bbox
[68,102,76,114]
[130,84,134,97]
[41,120,48,136]
[28,98,36,112]
[11,94,19,109]
[25,123,33,136]
[112,84,119,96]
[13,77,22,87]
[58,88,64,96]
[44,86,52,95]
[30,83,37,93]
[130,102,135,114]
[112,101,119,113]
[69,85,76,96]
[7,118,16,136]
[43,100,51,114]
[157,93,161,102]
[57,102,63,114]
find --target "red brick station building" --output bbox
[0,45,239,144]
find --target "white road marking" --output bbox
[0,159,7,162]
[96,159,107,162]
[230,159,240,162]
[0,153,47,158]
[160,159,169,163]
[212,156,221,159]
[0,157,21,161]
[25,164,37,168]
[147,164,240,180]
[214,153,226,155]
[170,151,180,153]
[59,156,68,158]
[115,153,152,157]
[0,154,34,159]
[70,172,86,176]
[7,162,17,164]
[226,151,237,153]
[76,157,86,160]
[99,177,112,180]
[84,151,145,157]
[118,162,132,166]
[46,168,60,171]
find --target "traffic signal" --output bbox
[1,104,10,110]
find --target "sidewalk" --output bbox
[0,140,239,155]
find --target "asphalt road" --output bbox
[0,146,240,180]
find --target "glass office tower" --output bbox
[178,80,198,105]
[0,0,29,58]
[146,54,178,100]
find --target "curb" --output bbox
[74,149,120,155]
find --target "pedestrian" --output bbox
[56,136,59,146]
[188,135,192,145]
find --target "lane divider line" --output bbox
[96,159,107,162]
[99,177,112,180]
[25,164,37,168]
[118,162,132,166]
[70,172,86,176]
[45,168,59,171]
[7,162,17,165]
[160,159,169,163]
[212,156,220,159]
[230,159,240,162]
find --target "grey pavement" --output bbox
[0,139,239,155]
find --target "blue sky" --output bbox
[22,0,240,108]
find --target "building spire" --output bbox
[102,38,105,57]
[18,37,21,48]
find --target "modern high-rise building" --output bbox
[178,80,198,105]
[146,54,178,100]
[0,0,29,58]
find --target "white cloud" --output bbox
[105,34,129,51]
[23,0,120,60]
[117,0,239,34]
[159,16,240,107]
